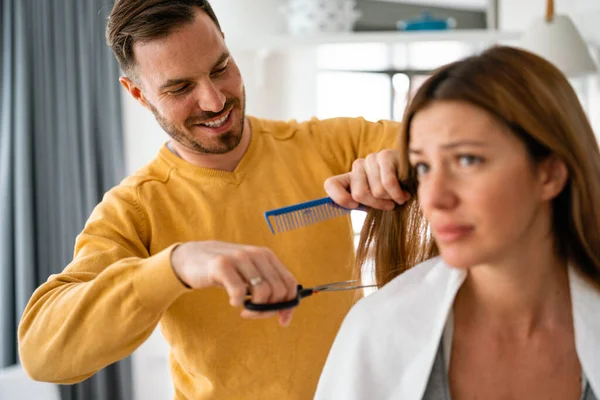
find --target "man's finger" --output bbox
[264,250,298,303]
[364,153,392,201]
[217,265,253,307]
[378,155,409,204]
[349,160,370,203]
[235,259,273,305]
[351,159,396,210]
[240,309,278,319]
[324,173,358,209]
[278,308,294,327]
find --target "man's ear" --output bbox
[538,155,569,201]
[120,76,150,109]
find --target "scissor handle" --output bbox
[243,285,305,311]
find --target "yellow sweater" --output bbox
[19,116,399,399]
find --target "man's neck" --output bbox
[169,118,252,172]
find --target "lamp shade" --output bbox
[519,15,597,77]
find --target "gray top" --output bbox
[422,339,597,400]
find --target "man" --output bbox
[18,1,407,398]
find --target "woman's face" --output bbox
[408,100,563,269]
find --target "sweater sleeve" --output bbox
[307,117,401,174]
[18,184,191,384]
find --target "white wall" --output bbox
[499,0,600,136]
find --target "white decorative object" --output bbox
[280,0,362,36]
[518,0,597,77]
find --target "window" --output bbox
[316,41,477,242]
[317,71,392,121]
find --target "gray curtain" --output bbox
[1,0,133,399]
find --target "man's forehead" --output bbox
[132,12,225,85]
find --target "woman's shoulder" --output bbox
[315,258,466,399]
[360,257,451,305]
[343,257,461,330]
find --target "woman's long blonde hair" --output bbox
[357,46,600,289]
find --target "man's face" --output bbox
[125,11,246,155]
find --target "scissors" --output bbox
[243,280,378,311]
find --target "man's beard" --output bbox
[147,91,246,155]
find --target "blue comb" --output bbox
[264,197,364,234]
[263,179,417,234]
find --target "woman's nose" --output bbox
[419,168,458,211]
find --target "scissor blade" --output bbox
[317,284,379,292]
[310,280,358,291]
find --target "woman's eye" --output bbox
[457,155,483,167]
[413,162,430,177]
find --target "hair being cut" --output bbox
[357,46,600,290]
[106,0,221,79]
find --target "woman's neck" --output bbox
[454,238,572,337]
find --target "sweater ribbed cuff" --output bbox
[133,243,191,312]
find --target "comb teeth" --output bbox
[264,197,352,234]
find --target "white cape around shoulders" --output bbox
[314,257,600,400]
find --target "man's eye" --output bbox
[212,64,228,76]
[170,84,191,95]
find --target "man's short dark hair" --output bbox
[106,0,221,79]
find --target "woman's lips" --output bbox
[432,224,474,243]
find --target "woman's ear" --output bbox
[538,155,569,201]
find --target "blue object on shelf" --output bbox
[396,12,456,31]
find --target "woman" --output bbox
[315,46,600,400]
